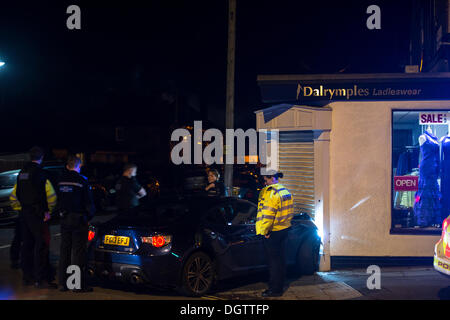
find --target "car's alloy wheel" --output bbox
[181,252,214,296]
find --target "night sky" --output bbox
[0,0,412,152]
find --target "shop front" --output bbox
[256,73,450,271]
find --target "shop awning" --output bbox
[258,103,295,123]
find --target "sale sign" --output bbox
[394,176,419,191]
[419,112,449,125]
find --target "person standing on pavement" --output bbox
[57,155,95,292]
[256,171,294,297]
[12,146,58,289]
[115,163,146,214]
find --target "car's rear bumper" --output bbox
[88,249,183,288]
[88,262,150,284]
[434,241,450,277]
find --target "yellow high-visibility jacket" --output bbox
[256,183,294,236]
[9,180,57,212]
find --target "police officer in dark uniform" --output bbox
[16,146,57,289]
[115,163,146,214]
[57,155,95,292]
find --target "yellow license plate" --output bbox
[104,235,130,246]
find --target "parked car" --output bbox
[434,215,450,277]
[0,170,20,224]
[87,195,321,296]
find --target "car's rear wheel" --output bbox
[296,236,321,276]
[179,252,215,297]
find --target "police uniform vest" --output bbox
[57,169,95,221]
[12,162,57,215]
[256,183,294,236]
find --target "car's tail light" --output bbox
[88,225,96,242]
[88,230,95,241]
[141,235,172,248]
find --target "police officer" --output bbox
[115,163,146,214]
[57,155,95,292]
[13,146,58,289]
[256,171,294,297]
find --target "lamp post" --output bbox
[224,0,236,196]
[0,60,5,106]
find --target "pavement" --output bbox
[212,266,450,300]
[0,213,449,300]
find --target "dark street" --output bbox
[0,213,448,300]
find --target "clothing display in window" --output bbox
[414,131,441,227]
[396,148,419,176]
[440,135,450,221]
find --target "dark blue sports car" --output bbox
[87,196,321,296]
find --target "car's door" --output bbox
[224,199,266,271]
[199,200,235,274]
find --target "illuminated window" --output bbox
[392,110,449,234]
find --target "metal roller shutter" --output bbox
[278,132,315,219]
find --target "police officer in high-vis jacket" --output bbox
[256,171,294,297]
[57,155,95,292]
[11,146,58,289]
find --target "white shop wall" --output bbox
[328,101,446,257]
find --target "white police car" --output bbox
[434,215,450,277]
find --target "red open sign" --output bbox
[394,176,419,191]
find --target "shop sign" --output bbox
[419,112,449,125]
[394,176,419,191]
[258,76,450,104]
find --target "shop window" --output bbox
[392,110,450,234]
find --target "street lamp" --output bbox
[0,60,5,106]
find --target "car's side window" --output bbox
[203,205,228,226]
[231,200,257,225]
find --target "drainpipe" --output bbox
[447,0,450,34]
